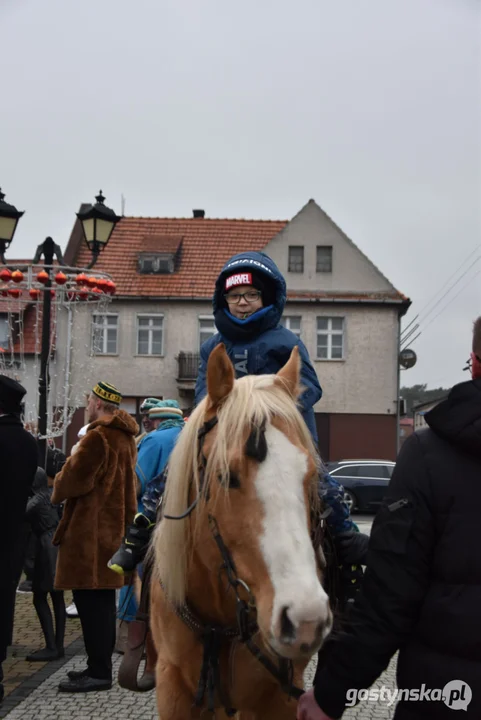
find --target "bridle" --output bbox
[160,413,329,716]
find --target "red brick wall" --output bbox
[316,413,397,462]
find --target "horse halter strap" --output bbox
[162,415,218,521]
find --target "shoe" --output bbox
[137,671,155,692]
[17,580,33,594]
[67,668,89,681]
[108,514,153,575]
[27,648,65,662]
[66,602,79,618]
[58,676,112,693]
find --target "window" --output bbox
[92,314,118,355]
[138,253,175,274]
[280,316,302,338]
[288,246,304,273]
[331,465,361,478]
[360,465,390,479]
[0,315,9,350]
[199,316,217,348]
[316,246,332,273]
[137,315,163,355]
[316,317,344,360]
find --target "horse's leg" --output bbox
[155,660,201,719]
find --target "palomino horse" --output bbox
[150,344,332,719]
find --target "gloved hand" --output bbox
[297,689,336,720]
[334,531,369,566]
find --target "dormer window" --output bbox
[138,253,175,274]
[137,235,183,274]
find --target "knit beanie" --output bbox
[149,399,184,421]
[140,397,163,414]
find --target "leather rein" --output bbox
[160,415,329,716]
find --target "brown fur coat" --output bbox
[52,410,138,590]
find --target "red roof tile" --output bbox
[69,217,288,298]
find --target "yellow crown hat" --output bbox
[92,381,122,406]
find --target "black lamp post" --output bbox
[0,189,120,468]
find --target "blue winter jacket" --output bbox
[194,251,322,441]
[135,426,182,512]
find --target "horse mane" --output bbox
[153,373,321,606]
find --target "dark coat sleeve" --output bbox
[314,434,436,719]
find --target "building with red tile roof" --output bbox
[56,199,411,458]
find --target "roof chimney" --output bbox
[193,209,205,219]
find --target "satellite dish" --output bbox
[399,348,417,370]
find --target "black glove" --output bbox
[334,530,369,566]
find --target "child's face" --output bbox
[225,284,263,319]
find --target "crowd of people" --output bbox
[1,250,479,718]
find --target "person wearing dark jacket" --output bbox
[25,468,66,661]
[195,251,322,440]
[0,376,38,704]
[298,317,481,720]
[195,251,369,608]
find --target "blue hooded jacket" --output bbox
[194,251,322,441]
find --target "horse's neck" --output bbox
[186,546,237,628]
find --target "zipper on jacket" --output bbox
[387,498,410,512]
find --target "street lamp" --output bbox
[0,189,24,262]
[0,189,120,468]
[77,191,121,268]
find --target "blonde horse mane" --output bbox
[153,373,320,606]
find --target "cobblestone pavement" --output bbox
[2,513,399,718]
[2,590,81,700]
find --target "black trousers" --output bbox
[73,589,116,680]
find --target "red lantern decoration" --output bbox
[65,291,76,302]
[8,288,21,298]
[37,270,49,284]
[106,280,116,294]
[79,290,89,301]
[11,270,24,284]
[29,288,40,300]
[86,276,97,288]
[55,271,67,285]
[50,290,56,298]
[76,273,88,286]
[0,269,12,283]
[1,290,8,297]
[96,278,108,292]
[92,287,103,295]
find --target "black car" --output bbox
[327,459,396,512]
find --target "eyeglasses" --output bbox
[224,290,261,305]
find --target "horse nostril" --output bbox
[280,606,296,643]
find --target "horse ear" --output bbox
[207,343,235,406]
[275,346,301,399]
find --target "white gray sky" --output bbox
[1,0,480,388]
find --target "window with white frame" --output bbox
[92,314,118,355]
[137,315,163,355]
[280,316,302,338]
[199,316,217,348]
[316,317,344,359]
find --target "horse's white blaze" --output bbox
[255,424,330,638]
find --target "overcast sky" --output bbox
[1,0,480,389]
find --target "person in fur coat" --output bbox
[51,382,138,694]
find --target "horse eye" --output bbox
[228,471,241,489]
